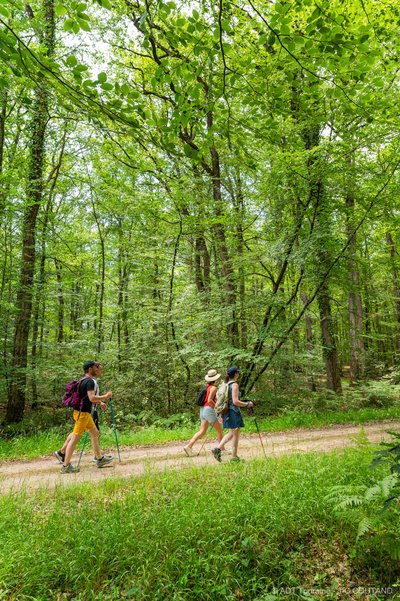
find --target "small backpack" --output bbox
[62,377,89,410]
[196,387,207,406]
[215,381,229,415]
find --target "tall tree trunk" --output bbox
[31,127,67,401]
[362,235,372,353]
[117,220,130,366]
[31,213,50,403]
[346,185,364,382]
[315,216,342,394]
[347,213,364,382]
[55,259,64,343]
[301,291,316,391]
[232,172,247,348]
[209,138,238,344]
[374,303,387,364]
[386,232,400,354]
[90,192,106,354]
[0,96,21,398]
[194,233,210,294]
[167,216,191,394]
[0,90,7,221]
[5,0,55,423]
[1,219,13,397]
[317,278,342,392]
[70,280,81,339]
[190,172,211,296]
[303,123,342,394]
[152,261,161,311]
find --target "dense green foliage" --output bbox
[1,447,399,600]
[1,0,400,423]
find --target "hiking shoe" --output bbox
[96,455,114,468]
[230,456,244,463]
[183,446,194,457]
[54,450,65,465]
[93,455,113,463]
[212,447,222,462]
[61,463,80,474]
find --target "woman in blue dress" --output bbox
[211,366,253,462]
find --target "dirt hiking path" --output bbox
[1,420,399,495]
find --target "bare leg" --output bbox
[218,430,233,450]
[63,434,81,466]
[213,420,225,447]
[187,421,209,448]
[88,427,102,459]
[60,433,73,454]
[231,428,240,458]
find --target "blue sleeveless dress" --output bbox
[222,382,245,429]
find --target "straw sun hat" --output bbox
[204,369,221,382]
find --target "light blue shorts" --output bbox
[200,406,217,424]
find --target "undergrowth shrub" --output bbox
[111,409,195,430]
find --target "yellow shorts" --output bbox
[72,410,96,436]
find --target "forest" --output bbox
[1,0,400,425]
[2,1,400,599]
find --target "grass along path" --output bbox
[0,420,398,495]
[1,405,399,462]
[1,445,399,600]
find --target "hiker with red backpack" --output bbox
[183,369,228,457]
[55,361,114,473]
[211,366,253,463]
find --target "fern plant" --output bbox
[370,431,400,512]
[326,432,400,560]
[370,431,400,474]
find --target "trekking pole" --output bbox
[197,418,218,456]
[244,402,267,460]
[109,397,121,462]
[77,432,89,468]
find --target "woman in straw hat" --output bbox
[183,369,227,456]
